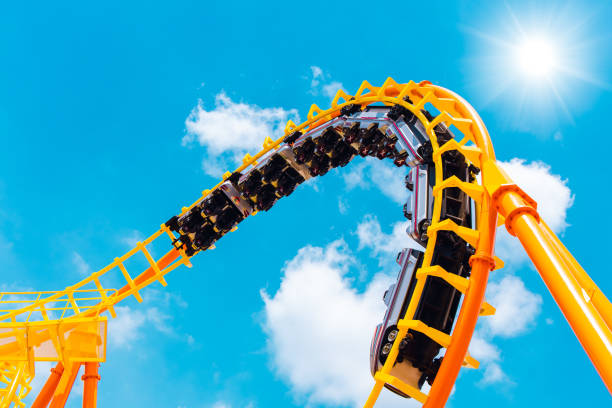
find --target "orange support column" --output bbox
[540,222,612,329]
[424,191,499,408]
[495,188,612,391]
[32,363,64,408]
[81,363,100,408]
[49,363,81,408]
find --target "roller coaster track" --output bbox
[0,79,610,408]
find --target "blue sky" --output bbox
[1,1,611,407]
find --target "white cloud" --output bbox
[71,251,91,276]
[468,333,512,385]
[480,362,510,385]
[108,306,146,349]
[261,240,416,407]
[343,158,409,205]
[310,66,323,88]
[209,402,254,408]
[356,215,421,263]
[495,158,574,266]
[108,290,191,349]
[322,81,344,99]
[121,230,145,249]
[183,92,299,177]
[466,275,541,385]
[308,67,345,101]
[338,197,348,215]
[483,275,542,338]
[498,158,573,233]
[469,334,501,363]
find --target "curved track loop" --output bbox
[3,78,606,408]
[0,79,500,408]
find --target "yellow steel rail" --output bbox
[0,78,610,408]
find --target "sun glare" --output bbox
[464,4,608,132]
[516,37,558,78]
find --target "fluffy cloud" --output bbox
[468,333,510,385]
[108,306,147,349]
[495,159,574,265]
[183,92,299,177]
[469,334,501,363]
[480,362,510,385]
[499,158,574,231]
[468,275,541,384]
[120,229,145,249]
[308,66,345,100]
[483,275,542,338]
[208,401,254,408]
[338,197,348,215]
[108,290,191,349]
[71,251,91,276]
[323,81,345,99]
[356,215,421,262]
[310,66,323,88]
[343,158,409,206]
[261,240,417,407]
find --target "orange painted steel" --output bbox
[496,190,612,391]
[81,363,100,408]
[422,84,499,407]
[49,363,80,408]
[81,248,181,319]
[4,79,612,407]
[540,222,612,330]
[425,195,498,407]
[32,363,64,408]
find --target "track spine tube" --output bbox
[424,192,497,407]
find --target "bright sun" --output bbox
[516,37,558,78]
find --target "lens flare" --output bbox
[516,37,558,77]
[462,3,608,133]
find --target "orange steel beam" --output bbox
[83,248,181,318]
[49,363,80,408]
[424,189,498,407]
[540,222,612,329]
[31,250,181,406]
[32,363,64,408]
[421,84,499,408]
[81,363,100,408]
[496,189,612,391]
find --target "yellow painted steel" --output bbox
[0,362,31,408]
[0,78,609,407]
